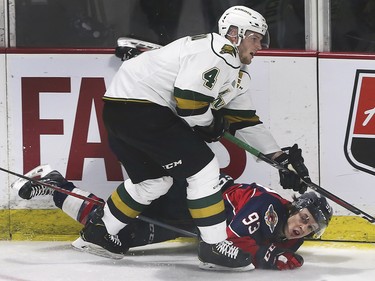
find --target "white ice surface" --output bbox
[1,241,375,281]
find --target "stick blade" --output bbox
[117,37,161,51]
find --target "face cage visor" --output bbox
[306,207,329,239]
[260,30,270,49]
[241,29,270,49]
[225,24,270,49]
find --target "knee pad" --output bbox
[103,176,173,234]
[186,157,220,200]
[125,176,173,205]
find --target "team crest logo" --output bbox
[344,70,375,176]
[264,204,278,233]
[220,44,237,57]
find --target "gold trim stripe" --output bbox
[188,201,224,219]
[110,190,141,218]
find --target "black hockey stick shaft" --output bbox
[0,166,197,238]
[223,132,375,223]
[136,215,197,238]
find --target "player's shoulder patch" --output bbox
[264,204,279,233]
[220,44,237,57]
[210,33,240,69]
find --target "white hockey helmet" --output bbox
[218,6,270,48]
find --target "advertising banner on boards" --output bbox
[319,55,375,214]
[5,51,318,211]
[345,70,375,176]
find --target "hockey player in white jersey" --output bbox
[58,6,311,271]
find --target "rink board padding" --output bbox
[0,209,375,242]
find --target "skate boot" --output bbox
[18,170,67,200]
[198,239,255,271]
[73,207,128,259]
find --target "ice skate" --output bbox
[17,169,67,200]
[198,240,255,271]
[71,236,125,260]
[76,207,128,259]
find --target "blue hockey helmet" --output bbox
[292,192,333,238]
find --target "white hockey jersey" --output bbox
[104,32,280,155]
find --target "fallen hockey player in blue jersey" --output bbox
[16,170,332,271]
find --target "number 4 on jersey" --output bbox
[203,67,219,89]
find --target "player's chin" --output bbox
[241,56,252,65]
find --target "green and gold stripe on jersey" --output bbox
[220,108,263,132]
[174,87,214,116]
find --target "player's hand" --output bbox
[273,251,304,270]
[286,144,312,184]
[274,144,311,194]
[257,244,304,270]
[194,110,229,143]
[278,169,308,194]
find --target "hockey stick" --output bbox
[0,166,197,238]
[117,37,162,51]
[223,132,375,223]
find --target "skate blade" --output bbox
[71,237,124,260]
[199,262,255,272]
[11,164,52,191]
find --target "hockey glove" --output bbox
[274,144,311,194]
[115,46,143,61]
[194,111,229,143]
[257,244,304,270]
[273,250,304,270]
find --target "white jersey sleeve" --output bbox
[235,125,281,156]
[215,65,281,155]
